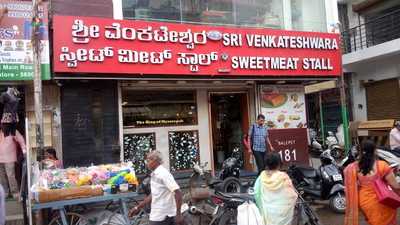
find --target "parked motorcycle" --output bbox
[185,189,322,225]
[183,159,242,225]
[218,147,242,193]
[183,190,253,225]
[287,150,346,213]
[293,192,322,225]
[308,130,343,160]
[326,131,344,159]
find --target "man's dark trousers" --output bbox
[149,216,175,225]
[253,150,266,175]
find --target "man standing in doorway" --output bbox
[390,121,400,151]
[247,114,274,174]
[129,151,183,225]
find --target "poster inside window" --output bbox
[260,85,307,129]
[122,90,198,128]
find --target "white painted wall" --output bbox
[325,0,339,32]
[350,56,400,121]
[112,0,123,20]
[343,38,400,66]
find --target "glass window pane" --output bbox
[291,0,327,32]
[235,0,284,29]
[123,132,156,174]
[182,0,234,25]
[169,130,199,171]
[122,0,181,21]
[122,90,198,128]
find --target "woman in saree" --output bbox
[254,152,298,225]
[344,140,400,225]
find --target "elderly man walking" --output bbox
[129,151,183,225]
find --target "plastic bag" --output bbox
[237,201,264,225]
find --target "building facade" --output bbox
[50,0,342,173]
[340,0,400,122]
[0,1,62,162]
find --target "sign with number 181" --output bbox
[269,128,309,166]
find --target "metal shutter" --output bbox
[366,78,400,120]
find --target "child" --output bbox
[42,148,62,169]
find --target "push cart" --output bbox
[31,192,139,225]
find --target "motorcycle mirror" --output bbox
[247,187,255,195]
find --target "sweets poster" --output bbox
[260,85,307,129]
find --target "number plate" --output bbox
[332,174,343,181]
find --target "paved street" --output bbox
[5,200,24,225]
[313,201,400,225]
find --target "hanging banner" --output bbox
[0,1,50,80]
[260,85,307,129]
[53,16,342,77]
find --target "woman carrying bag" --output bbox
[344,140,400,225]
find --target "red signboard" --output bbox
[269,128,309,166]
[53,16,342,77]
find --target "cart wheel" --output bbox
[105,199,140,211]
[48,212,89,225]
[107,207,148,225]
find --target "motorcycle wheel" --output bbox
[329,192,346,214]
[222,177,242,193]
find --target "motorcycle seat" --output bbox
[214,191,254,202]
[208,178,221,187]
[297,166,318,178]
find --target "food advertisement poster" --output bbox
[0,1,50,80]
[260,85,307,129]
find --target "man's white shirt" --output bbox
[390,128,400,150]
[150,165,180,221]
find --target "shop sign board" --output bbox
[53,16,342,77]
[304,80,337,94]
[269,128,309,166]
[0,1,50,80]
[260,85,307,129]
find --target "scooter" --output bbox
[287,150,346,213]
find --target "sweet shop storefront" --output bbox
[52,16,341,174]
